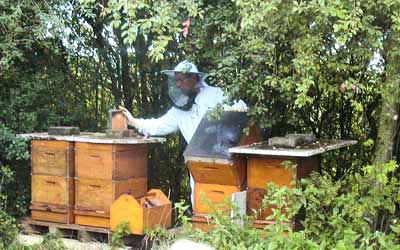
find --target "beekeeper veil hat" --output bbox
[161,60,208,110]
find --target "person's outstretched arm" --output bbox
[121,107,179,137]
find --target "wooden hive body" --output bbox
[187,156,246,186]
[30,203,74,224]
[246,155,319,220]
[191,214,214,232]
[74,142,149,228]
[74,177,147,213]
[31,175,74,206]
[30,140,75,224]
[31,140,74,177]
[193,182,241,215]
[75,143,147,180]
[247,156,319,189]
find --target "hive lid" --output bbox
[229,139,357,157]
[184,111,248,160]
[17,132,165,144]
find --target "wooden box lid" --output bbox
[184,111,254,160]
[229,139,357,157]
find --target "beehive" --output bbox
[19,132,165,228]
[74,141,149,228]
[246,155,318,220]
[184,111,259,221]
[30,140,75,223]
[229,139,357,227]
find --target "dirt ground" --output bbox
[17,234,133,250]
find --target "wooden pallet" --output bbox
[19,217,153,249]
[19,217,111,243]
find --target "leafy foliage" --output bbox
[0,214,66,250]
[0,125,30,216]
[0,210,21,249]
[301,162,400,249]
[181,0,400,177]
[29,234,66,250]
[151,161,400,249]
[1,0,400,248]
[110,221,130,249]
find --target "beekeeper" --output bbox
[121,60,246,202]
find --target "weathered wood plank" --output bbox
[18,132,165,144]
[229,139,357,157]
[20,217,111,234]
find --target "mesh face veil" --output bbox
[167,75,198,111]
[162,60,207,111]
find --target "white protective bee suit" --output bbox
[135,80,247,204]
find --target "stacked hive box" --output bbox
[188,157,246,231]
[190,158,245,214]
[30,140,75,224]
[184,111,258,231]
[229,140,357,229]
[247,156,319,228]
[74,142,148,228]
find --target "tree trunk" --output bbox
[83,9,121,108]
[114,24,133,110]
[373,30,400,167]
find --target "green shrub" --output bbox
[299,161,400,249]
[0,124,30,217]
[30,234,66,250]
[0,124,30,163]
[0,210,20,249]
[149,161,400,249]
[111,221,130,249]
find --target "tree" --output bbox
[77,0,400,180]
[180,0,399,177]
[373,28,400,167]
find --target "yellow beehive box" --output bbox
[110,189,172,235]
